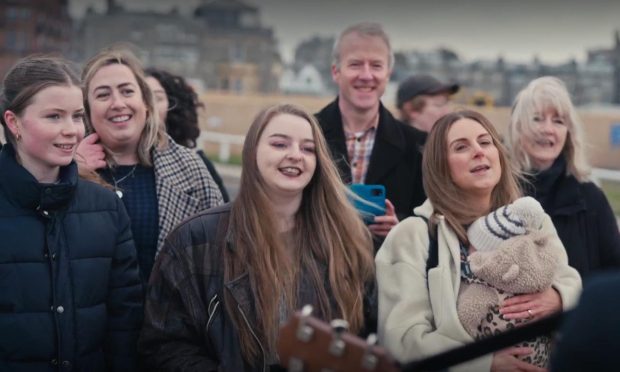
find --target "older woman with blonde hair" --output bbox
[508,76,620,277]
[139,103,376,371]
[76,48,223,283]
[377,110,581,371]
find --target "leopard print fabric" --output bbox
[474,292,551,368]
[459,244,551,368]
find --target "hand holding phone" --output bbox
[349,184,386,224]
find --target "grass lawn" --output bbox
[205,152,242,166]
[600,180,620,217]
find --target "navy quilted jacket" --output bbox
[0,144,143,371]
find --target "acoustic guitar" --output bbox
[277,304,565,372]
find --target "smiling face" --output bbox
[5,85,85,182]
[447,118,501,201]
[146,76,169,125]
[87,63,147,154]
[256,113,317,201]
[332,32,391,114]
[521,106,568,171]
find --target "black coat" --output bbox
[140,203,377,371]
[525,157,620,278]
[0,144,143,371]
[315,98,427,221]
[551,272,620,371]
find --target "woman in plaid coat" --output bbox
[76,48,223,284]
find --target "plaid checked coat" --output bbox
[152,138,223,253]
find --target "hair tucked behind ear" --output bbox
[0,55,80,146]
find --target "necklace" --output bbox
[111,165,137,199]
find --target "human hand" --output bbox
[368,199,398,237]
[500,287,562,321]
[75,133,107,171]
[491,347,546,372]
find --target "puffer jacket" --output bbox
[0,144,143,371]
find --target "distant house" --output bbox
[280,64,328,96]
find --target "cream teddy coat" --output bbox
[376,200,582,372]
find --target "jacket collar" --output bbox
[316,97,409,184]
[0,143,77,211]
[528,156,585,215]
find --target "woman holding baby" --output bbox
[376,110,581,371]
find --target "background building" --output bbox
[74,0,281,93]
[0,0,72,79]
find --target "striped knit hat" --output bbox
[467,196,545,252]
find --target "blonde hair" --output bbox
[81,47,167,167]
[225,103,374,364]
[423,110,522,243]
[509,76,590,181]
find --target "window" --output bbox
[6,31,27,51]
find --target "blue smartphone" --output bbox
[349,184,386,224]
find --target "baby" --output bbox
[458,196,562,368]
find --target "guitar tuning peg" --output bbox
[328,319,349,357]
[361,333,379,370]
[296,304,315,342]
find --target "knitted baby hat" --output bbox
[467,196,545,252]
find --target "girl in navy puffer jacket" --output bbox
[0,56,142,371]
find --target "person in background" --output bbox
[315,22,426,243]
[508,76,620,278]
[139,104,375,371]
[76,48,223,284]
[0,55,142,371]
[145,68,230,202]
[551,271,620,372]
[396,74,459,133]
[377,110,581,371]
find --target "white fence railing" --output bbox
[198,131,245,163]
[592,168,620,185]
[199,130,620,184]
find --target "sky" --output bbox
[70,0,620,65]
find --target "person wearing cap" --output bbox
[396,74,459,132]
[315,22,426,242]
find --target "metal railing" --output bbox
[197,130,245,163]
[592,168,620,185]
[199,130,620,183]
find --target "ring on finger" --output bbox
[527,309,534,317]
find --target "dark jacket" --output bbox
[551,271,620,371]
[315,98,427,221]
[525,157,620,278]
[197,149,230,202]
[0,144,143,371]
[139,204,377,371]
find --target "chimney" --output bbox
[107,0,115,14]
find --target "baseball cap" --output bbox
[396,74,460,108]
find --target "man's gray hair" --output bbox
[331,22,394,70]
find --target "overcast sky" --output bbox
[70,0,620,64]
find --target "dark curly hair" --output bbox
[145,68,203,148]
